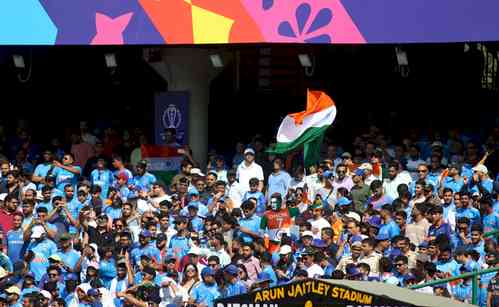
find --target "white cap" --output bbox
[0,193,7,202]
[301,231,314,238]
[279,245,292,255]
[431,141,443,148]
[40,290,52,300]
[31,225,46,239]
[244,148,255,155]
[472,164,488,174]
[5,286,21,296]
[0,266,7,279]
[190,168,205,177]
[358,163,373,171]
[345,211,361,222]
[188,246,201,256]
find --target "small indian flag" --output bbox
[272,90,337,167]
[141,145,183,184]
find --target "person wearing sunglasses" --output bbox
[52,153,81,193]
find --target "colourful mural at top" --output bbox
[1,0,499,45]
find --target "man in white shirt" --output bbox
[307,202,331,239]
[301,248,324,278]
[383,161,412,200]
[226,170,243,208]
[358,163,380,187]
[236,148,264,193]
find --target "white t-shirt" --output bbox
[306,264,325,278]
[308,218,331,239]
[236,161,264,193]
[227,181,244,208]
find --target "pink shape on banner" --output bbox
[241,0,365,43]
[91,12,134,45]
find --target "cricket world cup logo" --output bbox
[162,104,182,129]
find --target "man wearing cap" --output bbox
[131,230,161,268]
[238,200,262,243]
[111,155,133,186]
[336,241,362,274]
[26,225,58,282]
[181,189,209,218]
[300,247,324,278]
[468,164,493,195]
[236,148,264,193]
[357,163,376,186]
[190,267,221,307]
[350,170,370,212]
[223,264,247,297]
[5,285,21,307]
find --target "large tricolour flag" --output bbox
[272,90,337,167]
[141,145,183,184]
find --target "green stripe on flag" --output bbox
[269,125,328,168]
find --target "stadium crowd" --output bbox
[0,124,497,307]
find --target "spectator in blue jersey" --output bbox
[112,155,133,186]
[468,164,493,195]
[267,157,291,199]
[442,163,464,193]
[54,233,81,279]
[467,225,485,257]
[6,212,24,264]
[131,230,161,269]
[378,205,400,240]
[190,267,221,307]
[133,160,157,192]
[52,153,81,192]
[31,149,55,189]
[237,200,261,243]
[481,198,499,234]
[457,192,481,226]
[242,178,266,215]
[222,264,247,297]
[90,158,113,199]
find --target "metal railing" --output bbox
[409,266,499,305]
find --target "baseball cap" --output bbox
[351,241,362,248]
[0,193,7,202]
[0,267,7,279]
[48,254,62,262]
[309,202,323,210]
[375,233,390,241]
[40,290,52,300]
[5,286,21,296]
[301,231,314,238]
[24,272,35,279]
[418,241,429,249]
[224,265,239,276]
[31,225,46,239]
[279,245,292,255]
[59,233,72,241]
[117,172,129,181]
[87,288,100,296]
[354,169,365,177]
[472,164,488,174]
[201,267,215,277]
[323,170,334,179]
[140,230,152,238]
[256,272,271,283]
[65,273,79,281]
[157,233,167,242]
[358,163,373,171]
[345,212,361,222]
[341,152,352,159]
[188,189,200,196]
[301,247,316,256]
[368,216,382,228]
[88,261,100,270]
[190,168,205,177]
[336,197,352,207]
[244,148,255,155]
[431,141,443,148]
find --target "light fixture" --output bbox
[298,54,312,67]
[395,47,408,65]
[210,54,223,68]
[13,55,25,68]
[105,53,117,68]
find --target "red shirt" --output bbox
[0,209,14,233]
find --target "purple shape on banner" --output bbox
[296,3,311,34]
[307,8,332,34]
[39,0,164,44]
[341,0,499,43]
